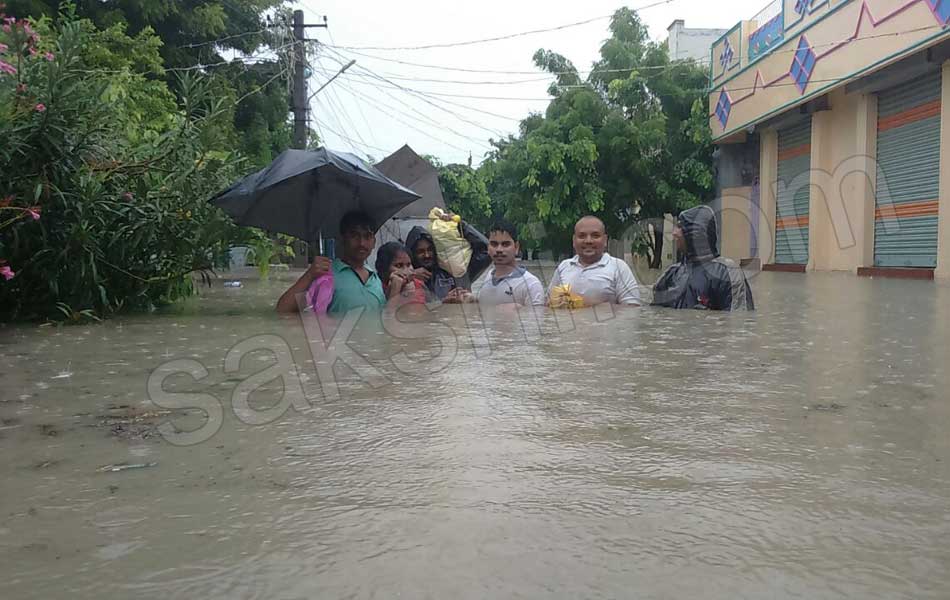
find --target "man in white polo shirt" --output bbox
[547,215,641,307]
[449,219,545,306]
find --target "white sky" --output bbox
[297,0,765,165]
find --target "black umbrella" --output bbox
[210,148,421,243]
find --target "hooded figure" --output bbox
[405,222,490,301]
[651,205,754,311]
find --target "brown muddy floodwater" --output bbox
[1,268,950,599]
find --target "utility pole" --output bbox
[291,10,327,150]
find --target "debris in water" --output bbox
[51,361,73,379]
[97,462,157,473]
[223,280,243,288]
[809,403,846,412]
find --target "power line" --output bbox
[317,46,535,121]
[331,46,710,75]
[326,0,674,51]
[343,62,511,138]
[179,29,268,49]
[343,70,498,146]
[308,71,554,102]
[309,115,392,155]
[235,62,291,104]
[331,78,491,153]
[321,23,942,89]
[164,40,296,72]
[324,24,384,152]
[310,63,535,118]
[313,57,371,151]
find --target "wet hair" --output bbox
[488,219,518,242]
[339,210,375,236]
[375,241,410,276]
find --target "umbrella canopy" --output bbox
[210,148,421,242]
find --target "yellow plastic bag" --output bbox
[428,207,468,277]
[548,284,585,309]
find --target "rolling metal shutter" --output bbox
[874,70,941,268]
[774,119,811,264]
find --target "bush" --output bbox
[0,9,249,320]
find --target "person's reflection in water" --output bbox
[652,205,754,311]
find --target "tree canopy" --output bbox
[479,8,714,261]
[6,0,293,168]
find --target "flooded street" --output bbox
[2,270,950,599]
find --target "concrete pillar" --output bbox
[936,61,950,280]
[720,186,753,261]
[758,128,778,265]
[855,92,878,272]
[808,109,834,271]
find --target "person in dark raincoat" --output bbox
[405,214,490,301]
[652,205,754,311]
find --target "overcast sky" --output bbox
[296,0,765,165]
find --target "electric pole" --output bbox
[291,9,327,150]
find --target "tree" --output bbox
[1,10,248,320]
[437,163,492,232]
[6,0,292,169]
[481,8,714,266]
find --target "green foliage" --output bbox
[479,8,715,259]
[244,229,295,280]
[6,0,293,170]
[437,163,492,231]
[0,11,247,320]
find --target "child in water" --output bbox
[375,241,427,305]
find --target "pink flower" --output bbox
[0,59,15,75]
[1,25,9,34]
[25,206,40,220]
[0,42,8,53]
[44,51,53,61]
[122,192,134,201]
[28,47,36,56]
[34,103,45,113]
[0,265,14,281]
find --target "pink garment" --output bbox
[306,272,334,314]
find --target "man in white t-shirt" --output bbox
[547,216,641,307]
[447,220,545,306]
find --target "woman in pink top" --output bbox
[376,242,427,305]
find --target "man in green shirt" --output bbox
[276,211,385,314]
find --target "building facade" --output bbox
[709,0,950,279]
[668,20,729,62]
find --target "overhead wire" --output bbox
[330,77,490,154]
[312,55,369,149]
[320,22,943,88]
[327,0,674,51]
[310,62,535,118]
[318,46,517,133]
[308,115,392,156]
[179,29,268,49]
[325,25,384,151]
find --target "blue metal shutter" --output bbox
[874,70,941,268]
[774,119,811,264]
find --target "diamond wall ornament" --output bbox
[715,90,732,128]
[720,39,734,69]
[789,36,817,93]
[927,0,950,25]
